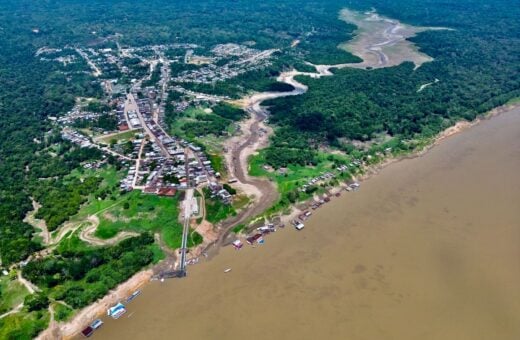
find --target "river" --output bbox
[92,107,520,340]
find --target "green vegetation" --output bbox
[208,153,225,175]
[150,244,166,263]
[262,0,519,168]
[189,231,204,247]
[34,176,102,231]
[32,164,127,232]
[55,232,92,255]
[1,0,518,263]
[95,190,184,249]
[0,310,50,340]
[24,293,50,312]
[142,63,163,88]
[250,150,354,212]
[176,57,297,98]
[212,103,247,121]
[72,113,118,131]
[98,130,139,145]
[203,188,236,224]
[0,275,30,315]
[232,224,246,234]
[84,100,110,113]
[170,103,246,140]
[53,303,74,322]
[22,233,155,309]
[506,97,520,105]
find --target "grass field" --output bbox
[97,129,140,144]
[56,231,92,254]
[94,190,184,249]
[0,309,49,340]
[249,150,355,215]
[0,275,30,315]
[208,153,225,175]
[64,166,122,188]
[203,188,237,224]
[249,151,350,196]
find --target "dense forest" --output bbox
[262,0,520,167]
[22,233,155,309]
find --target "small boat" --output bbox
[224,268,232,273]
[90,319,103,330]
[232,239,243,249]
[81,326,94,338]
[295,223,305,230]
[126,290,141,303]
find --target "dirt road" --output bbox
[79,215,139,246]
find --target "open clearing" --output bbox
[92,190,185,249]
[0,276,29,316]
[96,129,140,144]
[338,9,447,69]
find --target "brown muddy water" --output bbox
[95,109,520,340]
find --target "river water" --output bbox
[95,108,520,340]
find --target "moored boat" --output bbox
[126,290,141,303]
[107,302,126,319]
[91,319,103,330]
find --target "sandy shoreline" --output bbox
[37,270,153,340]
[247,101,520,228]
[363,102,520,177]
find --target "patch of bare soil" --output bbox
[337,9,448,69]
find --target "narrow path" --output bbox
[23,199,51,246]
[17,270,39,294]
[0,303,23,320]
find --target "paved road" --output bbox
[127,93,171,158]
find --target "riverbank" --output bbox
[266,101,520,234]
[95,103,520,340]
[356,101,520,181]
[40,100,519,340]
[36,270,153,340]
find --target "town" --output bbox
[40,40,276,201]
